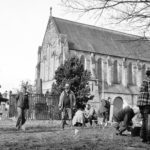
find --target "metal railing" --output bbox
[9,94,61,120]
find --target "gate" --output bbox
[9,94,61,120]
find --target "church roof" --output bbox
[53,17,150,61]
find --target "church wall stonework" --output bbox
[36,16,150,120]
[69,49,150,121]
[38,19,66,93]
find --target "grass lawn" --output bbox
[0,119,149,150]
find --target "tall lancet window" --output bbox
[41,50,45,81]
[118,63,122,84]
[45,45,49,81]
[103,61,107,82]
[142,64,146,81]
[80,55,85,69]
[113,60,118,84]
[86,58,91,71]
[132,65,137,85]
[128,62,133,85]
[97,58,102,82]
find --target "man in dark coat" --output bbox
[112,106,139,135]
[59,83,76,129]
[16,86,29,130]
[100,97,110,126]
[137,69,150,143]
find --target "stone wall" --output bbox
[37,19,69,93]
[36,17,150,121]
[69,49,150,120]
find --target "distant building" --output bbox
[36,9,150,120]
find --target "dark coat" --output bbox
[58,90,76,111]
[99,99,110,113]
[16,92,29,109]
[137,77,150,106]
[113,106,135,125]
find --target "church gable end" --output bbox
[40,17,61,82]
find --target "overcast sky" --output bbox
[0,0,140,93]
[0,0,63,92]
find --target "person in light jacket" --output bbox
[84,104,97,126]
[59,83,76,129]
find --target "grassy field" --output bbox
[0,119,149,150]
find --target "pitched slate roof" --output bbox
[53,17,150,61]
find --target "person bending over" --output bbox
[112,106,140,135]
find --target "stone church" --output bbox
[36,9,150,120]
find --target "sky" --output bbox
[0,0,63,93]
[0,0,141,93]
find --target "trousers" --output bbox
[16,107,27,129]
[140,105,150,142]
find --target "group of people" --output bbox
[72,103,98,127]
[58,83,98,129]
[14,69,150,144]
[58,76,150,144]
[58,83,111,129]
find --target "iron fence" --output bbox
[9,94,61,120]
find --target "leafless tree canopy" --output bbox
[61,0,150,34]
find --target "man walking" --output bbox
[137,69,150,143]
[16,86,29,130]
[59,83,76,129]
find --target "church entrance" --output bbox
[113,97,123,115]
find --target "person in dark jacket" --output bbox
[112,106,139,135]
[137,69,150,143]
[16,86,29,130]
[100,98,110,126]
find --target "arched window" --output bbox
[128,62,133,85]
[132,65,137,85]
[97,58,102,82]
[113,60,118,84]
[118,63,122,84]
[142,64,146,81]
[80,55,85,69]
[103,61,107,82]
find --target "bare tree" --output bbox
[61,0,150,35]
[20,80,36,94]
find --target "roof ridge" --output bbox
[53,16,142,39]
